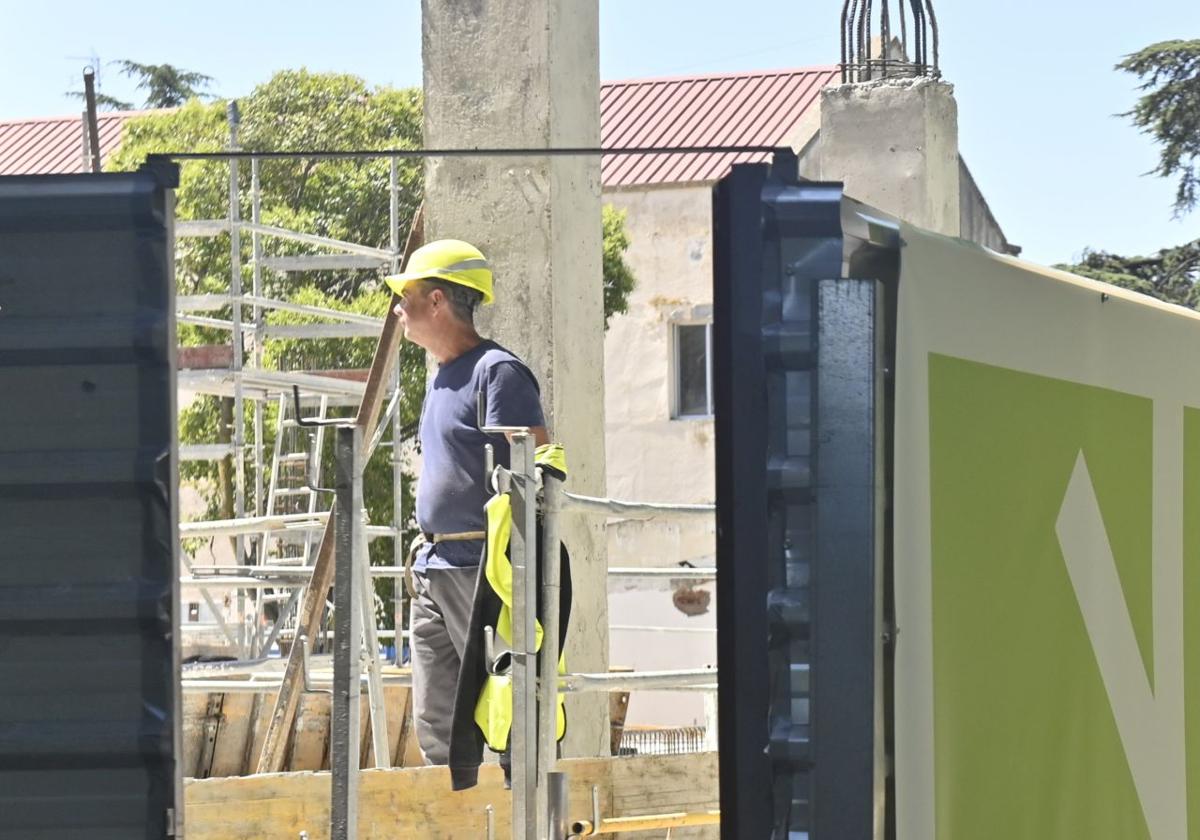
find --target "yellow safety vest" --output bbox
[474,443,569,752]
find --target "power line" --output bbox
[149,144,785,163]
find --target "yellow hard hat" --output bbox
[384,239,494,305]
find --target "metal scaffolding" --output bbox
[175,113,409,669]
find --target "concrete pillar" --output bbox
[421,0,609,757]
[818,76,960,236]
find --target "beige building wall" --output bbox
[602,183,718,727]
[603,183,718,561]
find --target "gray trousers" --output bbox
[409,565,479,765]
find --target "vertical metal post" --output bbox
[81,68,101,173]
[546,771,569,840]
[538,471,564,837]
[388,158,400,273]
[228,101,247,655]
[79,111,90,172]
[331,426,363,840]
[249,156,265,656]
[509,433,538,840]
[251,157,264,516]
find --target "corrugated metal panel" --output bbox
[600,67,839,188]
[0,112,147,176]
[0,167,182,839]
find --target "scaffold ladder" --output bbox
[252,392,329,657]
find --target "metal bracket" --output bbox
[292,385,353,493]
[484,625,514,676]
[293,385,354,428]
[300,635,331,695]
[476,389,533,437]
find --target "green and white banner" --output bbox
[895,224,1200,840]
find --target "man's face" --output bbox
[394,280,438,347]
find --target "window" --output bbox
[674,322,713,418]
[187,602,200,623]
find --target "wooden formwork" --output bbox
[182,685,423,778]
[184,752,720,839]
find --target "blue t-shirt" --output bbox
[415,339,545,570]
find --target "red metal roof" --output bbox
[0,66,838,185]
[599,66,839,188]
[0,111,148,176]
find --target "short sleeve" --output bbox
[484,361,545,429]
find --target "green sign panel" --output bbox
[928,353,1196,840]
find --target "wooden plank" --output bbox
[385,686,424,768]
[608,753,721,840]
[181,692,211,778]
[359,693,374,769]
[195,694,225,778]
[208,692,255,777]
[289,691,332,771]
[256,205,424,774]
[360,686,414,768]
[245,689,280,774]
[239,693,266,776]
[185,752,718,839]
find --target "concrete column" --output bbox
[421,0,609,757]
[818,76,960,236]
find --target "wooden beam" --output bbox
[255,205,424,774]
[185,753,719,839]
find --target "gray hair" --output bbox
[422,278,484,324]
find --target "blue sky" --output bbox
[1,0,1196,265]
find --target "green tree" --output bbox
[66,59,214,111]
[1056,242,1200,308]
[1118,39,1200,216]
[1057,40,1200,307]
[602,205,636,328]
[71,91,134,111]
[117,60,215,109]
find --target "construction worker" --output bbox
[384,239,549,768]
